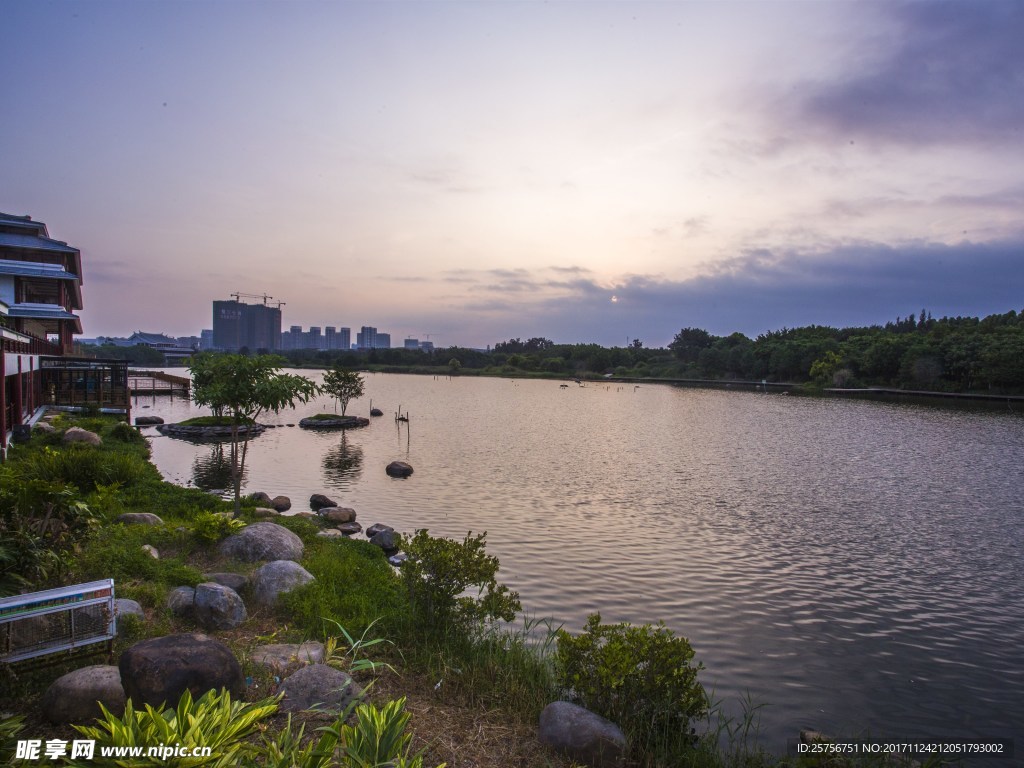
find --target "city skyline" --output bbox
[2,1,1022,348]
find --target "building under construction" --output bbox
[212,293,283,352]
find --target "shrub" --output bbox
[399,530,521,634]
[554,613,708,755]
[191,511,246,543]
[280,538,403,637]
[109,421,144,443]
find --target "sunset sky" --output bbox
[3,0,1022,348]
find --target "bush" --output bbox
[399,530,521,634]
[191,511,246,543]
[280,538,403,637]
[109,421,144,443]
[555,613,708,756]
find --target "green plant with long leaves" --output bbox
[322,617,397,676]
[189,354,320,515]
[333,697,444,768]
[69,688,279,768]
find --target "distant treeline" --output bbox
[79,308,1024,393]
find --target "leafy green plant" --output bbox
[335,697,444,768]
[399,530,521,633]
[246,714,340,768]
[555,613,708,756]
[0,713,25,766]
[323,617,397,676]
[190,511,246,543]
[69,688,279,768]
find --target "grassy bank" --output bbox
[1,415,936,767]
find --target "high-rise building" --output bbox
[308,326,322,350]
[324,326,336,350]
[376,332,390,349]
[357,326,377,349]
[404,338,420,349]
[211,299,281,351]
[339,327,351,351]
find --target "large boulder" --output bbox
[249,642,325,674]
[251,560,315,607]
[385,461,413,478]
[365,523,394,538]
[134,415,164,425]
[116,512,164,526]
[119,633,244,707]
[33,421,56,434]
[309,493,338,510]
[218,522,304,563]
[42,665,126,723]
[271,495,292,512]
[538,701,626,768]
[167,586,196,619]
[193,583,247,631]
[319,507,356,524]
[249,491,274,506]
[335,521,363,536]
[63,426,102,446]
[279,664,362,713]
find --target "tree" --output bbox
[321,366,364,416]
[190,354,320,515]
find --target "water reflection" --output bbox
[321,434,364,488]
[191,443,246,492]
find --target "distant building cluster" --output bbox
[87,331,199,363]
[207,297,414,352]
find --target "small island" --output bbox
[298,414,370,430]
[157,415,268,440]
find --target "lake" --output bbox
[138,372,1024,760]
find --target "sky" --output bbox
[2,0,1022,349]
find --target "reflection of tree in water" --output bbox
[322,434,364,488]
[191,443,246,492]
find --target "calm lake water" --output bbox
[138,372,1024,760]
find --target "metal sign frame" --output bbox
[0,579,115,663]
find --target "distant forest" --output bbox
[82,308,1024,394]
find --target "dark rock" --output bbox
[252,560,315,607]
[12,424,32,443]
[365,523,394,538]
[279,664,362,713]
[116,512,164,526]
[63,426,102,446]
[335,521,363,536]
[538,701,626,768]
[271,495,292,512]
[202,572,248,592]
[309,493,338,510]
[42,665,125,723]
[387,553,408,567]
[369,529,398,553]
[119,633,244,707]
[193,583,247,631]
[134,416,165,425]
[319,507,356,524]
[249,491,274,505]
[218,522,304,563]
[167,586,196,618]
[385,461,414,478]
[370,408,384,417]
[249,642,325,673]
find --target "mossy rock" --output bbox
[298,415,370,429]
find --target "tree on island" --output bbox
[190,353,320,515]
[321,365,364,416]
